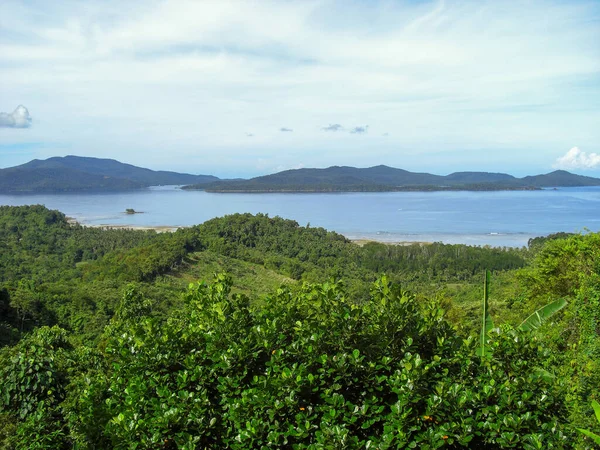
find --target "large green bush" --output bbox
[38,275,567,449]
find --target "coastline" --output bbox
[351,238,432,246]
[67,218,183,233]
[88,224,182,233]
[67,219,432,245]
[68,220,533,247]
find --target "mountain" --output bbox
[184,165,600,192]
[444,171,518,184]
[185,165,444,192]
[0,156,219,193]
[4,157,599,194]
[0,167,142,193]
[520,170,600,187]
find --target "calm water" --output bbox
[2,186,600,247]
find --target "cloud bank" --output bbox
[553,147,600,170]
[0,105,32,128]
[0,0,598,175]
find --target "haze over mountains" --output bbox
[1,155,600,194]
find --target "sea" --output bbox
[2,186,600,248]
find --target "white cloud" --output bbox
[0,105,32,128]
[553,147,600,170]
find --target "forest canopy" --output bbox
[0,205,598,448]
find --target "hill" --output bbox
[184,164,600,192]
[520,170,600,187]
[0,167,143,193]
[4,157,600,193]
[0,155,219,193]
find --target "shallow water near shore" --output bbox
[2,185,600,247]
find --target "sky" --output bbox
[1,0,599,178]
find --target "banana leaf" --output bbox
[518,298,567,331]
[576,429,600,445]
[478,270,494,357]
[576,401,600,445]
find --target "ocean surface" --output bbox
[2,186,600,248]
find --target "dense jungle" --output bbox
[0,205,598,449]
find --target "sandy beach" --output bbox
[351,238,432,247]
[66,218,183,233]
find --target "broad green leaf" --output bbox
[479,270,494,357]
[518,298,567,331]
[576,428,600,445]
[593,400,600,423]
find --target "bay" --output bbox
[2,186,600,247]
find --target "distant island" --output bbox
[183,165,600,193]
[2,156,600,193]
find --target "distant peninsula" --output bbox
[183,165,600,193]
[2,156,600,194]
[0,155,218,193]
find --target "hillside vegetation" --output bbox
[0,205,598,448]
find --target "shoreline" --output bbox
[67,218,183,233]
[90,224,182,233]
[72,221,434,245]
[68,219,434,245]
[351,238,432,246]
[65,218,531,248]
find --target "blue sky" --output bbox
[1,0,599,178]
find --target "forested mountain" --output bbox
[521,169,600,187]
[0,205,599,448]
[0,167,142,192]
[0,155,218,193]
[4,157,600,193]
[185,164,600,192]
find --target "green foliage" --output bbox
[477,269,566,360]
[0,207,527,345]
[0,205,159,283]
[51,275,568,448]
[527,232,575,253]
[0,326,71,418]
[518,232,600,446]
[519,232,600,300]
[0,205,169,342]
[1,206,599,448]
[576,400,600,446]
[0,326,73,449]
